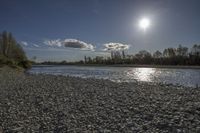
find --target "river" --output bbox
[29,65,200,87]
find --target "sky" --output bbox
[0,0,200,62]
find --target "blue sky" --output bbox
[0,0,200,61]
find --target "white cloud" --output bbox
[33,44,40,47]
[44,39,62,47]
[103,42,129,51]
[44,39,94,51]
[21,41,41,48]
[21,41,28,46]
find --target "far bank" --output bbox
[33,64,200,69]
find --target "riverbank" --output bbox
[0,67,200,132]
[33,64,200,69]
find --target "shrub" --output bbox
[18,60,32,69]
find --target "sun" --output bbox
[139,18,150,31]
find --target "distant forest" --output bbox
[0,31,31,68]
[40,44,200,66]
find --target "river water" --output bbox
[29,65,200,87]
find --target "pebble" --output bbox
[0,67,200,132]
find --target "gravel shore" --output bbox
[0,67,200,132]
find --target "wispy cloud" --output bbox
[103,42,129,51]
[44,39,94,51]
[21,41,28,46]
[20,41,41,48]
[44,39,62,47]
[33,44,40,47]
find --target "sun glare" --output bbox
[139,18,150,31]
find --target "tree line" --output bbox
[40,44,200,66]
[0,31,31,68]
[83,44,200,65]
[81,44,200,65]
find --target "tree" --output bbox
[163,48,176,58]
[0,31,30,68]
[122,50,125,59]
[153,50,162,58]
[136,50,151,58]
[84,56,87,63]
[1,31,9,56]
[191,44,200,56]
[0,33,2,55]
[134,50,152,64]
[32,56,37,61]
[176,45,188,57]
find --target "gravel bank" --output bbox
[0,67,200,132]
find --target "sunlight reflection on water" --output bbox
[29,65,200,87]
[126,68,156,82]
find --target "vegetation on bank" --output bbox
[0,31,31,69]
[39,44,200,66]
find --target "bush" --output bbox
[18,60,32,69]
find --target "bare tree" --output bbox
[153,50,162,58]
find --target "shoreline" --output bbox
[1,67,200,132]
[33,64,200,69]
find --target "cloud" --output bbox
[63,39,94,51]
[21,41,41,48]
[21,41,28,46]
[33,44,40,47]
[44,39,94,51]
[103,42,129,51]
[44,39,62,47]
